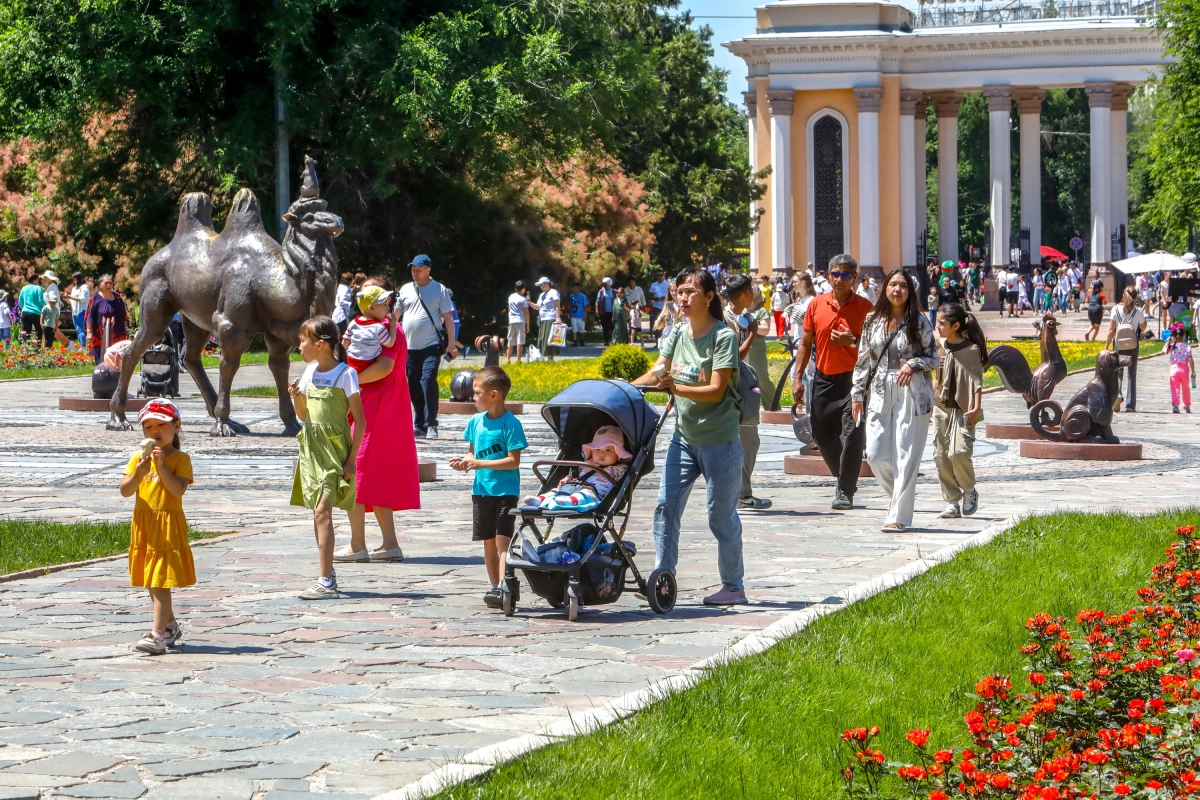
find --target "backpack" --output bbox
[1113,308,1138,351]
[730,359,760,425]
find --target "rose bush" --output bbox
[841,524,1200,799]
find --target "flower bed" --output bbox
[841,523,1200,800]
[0,340,92,371]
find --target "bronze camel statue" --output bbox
[107,157,343,436]
[1030,350,1130,444]
[987,312,1068,408]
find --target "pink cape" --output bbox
[354,331,421,511]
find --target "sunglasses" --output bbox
[829,271,856,280]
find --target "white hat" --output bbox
[601,277,612,285]
[1185,252,1198,264]
[40,270,58,282]
[536,276,551,285]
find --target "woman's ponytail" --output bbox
[938,302,990,368]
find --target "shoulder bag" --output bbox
[414,284,449,355]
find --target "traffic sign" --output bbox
[1069,236,1084,252]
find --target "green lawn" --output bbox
[231,385,283,397]
[0,519,226,575]
[0,363,96,381]
[436,510,1190,799]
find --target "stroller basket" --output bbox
[501,379,677,620]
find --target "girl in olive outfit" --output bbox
[634,268,746,607]
[288,316,365,601]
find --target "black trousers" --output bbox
[599,312,613,345]
[20,312,41,343]
[810,368,865,498]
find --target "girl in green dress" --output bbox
[287,316,365,600]
[613,287,630,344]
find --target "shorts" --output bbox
[472,494,517,541]
[1088,308,1104,325]
[507,323,526,346]
[998,288,1008,304]
[570,317,586,334]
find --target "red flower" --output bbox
[1147,780,1163,789]
[1029,672,1047,685]
[991,773,1012,789]
[1114,784,1131,796]
[906,729,930,747]
[933,750,955,763]
[929,792,948,800]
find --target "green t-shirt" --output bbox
[662,321,740,447]
[40,304,59,328]
[18,284,43,315]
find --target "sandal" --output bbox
[881,522,906,532]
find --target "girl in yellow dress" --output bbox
[119,399,193,655]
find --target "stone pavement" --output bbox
[0,352,1195,799]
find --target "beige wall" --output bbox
[754,80,771,275]
[879,76,902,272]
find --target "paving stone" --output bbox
[53,781,147,798]
[262,792,369,800]
[2,752,123,778]
[0,788,40,800]
[0,354,1188,796]
[144,776,252,799]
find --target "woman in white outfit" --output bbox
[851,269,938,532]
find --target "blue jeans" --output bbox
[73,311,86,348]
[407,344,442,430]
[651,436,745,591]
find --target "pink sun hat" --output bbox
[582,425,631,462]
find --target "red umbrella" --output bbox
[1040,245,1070,260]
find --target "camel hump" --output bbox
[175,192,214,237]
[223,188,265,234]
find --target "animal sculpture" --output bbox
[987,312,1068,408]
[1029,350,1130,444]
[107,157,343,436]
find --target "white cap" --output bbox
[601,277,612,285]
[1185,252,1198,264]
[536,276,551,285]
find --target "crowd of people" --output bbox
[2,269,131,363]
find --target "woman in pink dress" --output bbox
[337,276,421,562]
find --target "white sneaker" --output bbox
[426,426,439,440]
[961,489,979,516]
[299,580,342,600]
[940,502,961,519]
[135,631,169,655]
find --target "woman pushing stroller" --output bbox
[633,267,747,607]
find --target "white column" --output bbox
[934,93,963,264]
[767,90,795,275]
[1015,88,1044,266]
[983,87,1012,267]
[914,96,928,259]
[854,87,884,269]
[744,91,761,275]
[899,91,920,267]
[1086,82,1113,265]
[1111,84,1132,255]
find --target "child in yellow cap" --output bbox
[342,284,400,373]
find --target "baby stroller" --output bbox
[137,334,180,398]
[502,379,675,620]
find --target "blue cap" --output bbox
[409,254,432,268]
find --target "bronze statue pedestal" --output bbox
[438,401,524,416]
[984,423,1040,440]
[61,397,148,412]
[760,410,794,426]
[784,452,874,478]
[1019,440,1142,461]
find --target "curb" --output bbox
[371,515,1020,800]
[0,529,268,584]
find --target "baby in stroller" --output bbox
[520,426,630,512]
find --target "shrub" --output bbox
[599,345,651,382]
[840,523,1200,800]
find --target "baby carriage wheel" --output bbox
[501,577,519,617]
[567,581,580,622]
[646,569,676,615]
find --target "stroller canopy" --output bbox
[541,380,661,474]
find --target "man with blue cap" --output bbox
[397,254,457,439]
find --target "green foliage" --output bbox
[434,510,1189,799]
[0,0,762,338]
[598,345,651,382]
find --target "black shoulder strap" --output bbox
[413,284,444,332]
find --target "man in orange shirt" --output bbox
[792,254,873,509]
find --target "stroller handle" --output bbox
[531,460,623,488]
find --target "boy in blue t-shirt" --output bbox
[568,283,589,347]
[450,366,528,608]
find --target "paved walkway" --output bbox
[0,352,1193,799]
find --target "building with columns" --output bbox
[726,0,1167,279]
